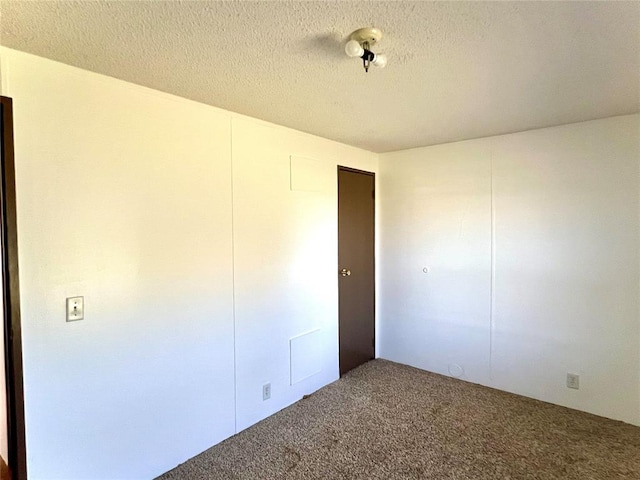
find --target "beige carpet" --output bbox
[157,360,640,479]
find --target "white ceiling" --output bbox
[1,1,639,153]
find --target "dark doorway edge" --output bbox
[1,96,27,480]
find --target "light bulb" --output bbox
[345,39,364,58]
[372,53,387,68]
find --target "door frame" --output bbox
[337,165,376,375]
[1,96,27,480]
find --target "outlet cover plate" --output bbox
[567,373,580,390]
[262,383,271,401]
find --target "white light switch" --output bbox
[66,296,84,322]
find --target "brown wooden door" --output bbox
[338,167,375,376]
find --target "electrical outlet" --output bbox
[66,296,84,322]
[567,373,580,390]
[262,383,271,401]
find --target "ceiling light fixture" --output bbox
[344,27,387,72]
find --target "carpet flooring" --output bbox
[157,360,640,479]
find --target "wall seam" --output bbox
[489,141,495,382]
[637,120,640,426]
[0,51,4,95]
[230,117,238,433]
[0,50,9,97]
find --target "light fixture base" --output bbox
[348,27,382,46]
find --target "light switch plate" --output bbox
[66,296,84,322]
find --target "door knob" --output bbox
[339,268,351,277]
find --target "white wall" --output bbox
[232,118,376,431]
[379,139,493,385]
[2,48,237,479]
[0,48,377,479]
[380,114,640,426]
[491,118,639,424]
[6,42,638,480]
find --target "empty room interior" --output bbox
[0,1,639,479]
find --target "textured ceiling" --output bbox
[1,1,639,153]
